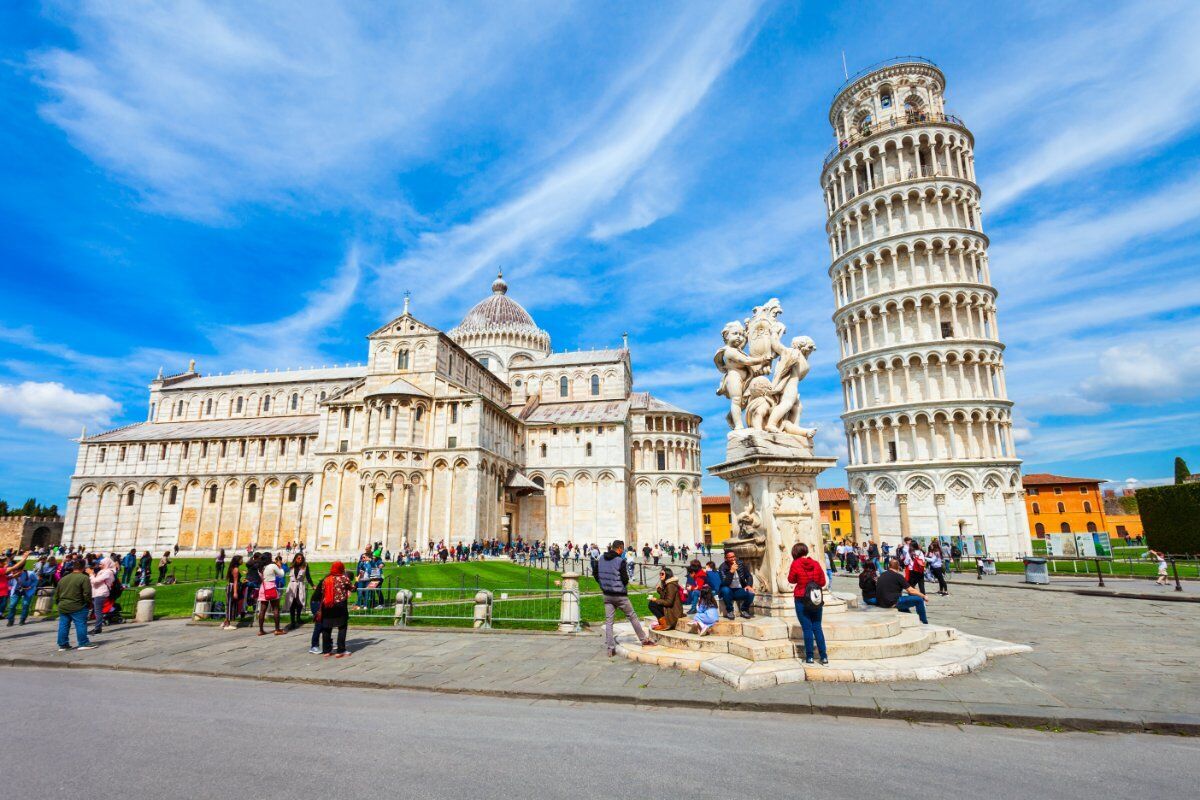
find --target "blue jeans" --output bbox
[92,596,106,631]
[57,608,91,648]
[895,595,928,623]
[685,589,700,611]
[7,593,34,624]
[0,597,7,617]
[794,600,827,660]
[719,586,754,614]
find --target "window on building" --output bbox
[1054,487,1062,495]
[139,444,146,460]
[1031,502,1040,515]
[208,486,217,504]
[1059,522,1070,533]
[540,443,547,457]
[1083,501,1092,514]
[415,406,424,421]
[343,409,351,427]
[291,393,299,410]
[397,350,410,370]
[236,396,244,413]
[591,375,600,396]
[585,442,592,457]
[880,91,892,108]
[479,357,489,369]
[299,439,306,455]
[205,398,213,415]
[656,450,666,471]
[287,483,298,502]
[339,440,349,453]
[1056,502,1065,513]
[384,405,391,419]
[126,489,135,506]
[168,486,177,505]
[940,322,954,339]
[448,436,457,448]
[1086,521,1097,532]
[832,509,841,521]
[98,447,106,462]
[319,391,326,402]
[1035,522,1045,536]
[201,442,208,458]
[259,440,266,457]
[160,443,167,459]
[119,446,126,461]
[450,404,457,424]
[559,376,569,397]
[514,378,522,387]
[182,443,189,458]
[219,441,226,458]
[246,484,257,503]
[263,395,271,412]
[703,514,711,524]
[149,402,156,420]
[887,441,897,462]
[1079,486,1088,494]
[1115,525,1127,537]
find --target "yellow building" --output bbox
[702,489,856,547]
[819,488,854,542]
[701,495,732,546]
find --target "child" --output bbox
[1151,550,1169,586]
[689,587,720,636]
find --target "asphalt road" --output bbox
[3,667,1193,799]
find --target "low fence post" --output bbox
[558,572,581,633]
[193,587,213,620]
[394,589,413,627]
[1170,558,1183,592]
[33,587,54,617]
[135,587,156,623]
[473,590,492,629]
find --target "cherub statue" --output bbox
[766,335,817,440]
[744,298,786,377]
[743,375,777,431]
[715,321,770,429]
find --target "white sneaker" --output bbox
[77,644,98,650]
[58,646,70,652]
[309,646,321,654]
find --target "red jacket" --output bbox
[787,556,827,598]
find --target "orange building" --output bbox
[702,489,856,547]
[819,488,855,542]
[1022,473,1108,538]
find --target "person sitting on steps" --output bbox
[647,567,683,632]
[875,558,929,623]
[687,587,721,636]
[717,551,755,620]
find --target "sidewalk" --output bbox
[3,581,1197,735]
[945,571,1197,602]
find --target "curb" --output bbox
[3,656,1195,736]
[946,579,1198,603]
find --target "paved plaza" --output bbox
[1,580,1195,733]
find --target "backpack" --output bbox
[801,580,824,611]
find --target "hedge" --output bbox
[1135,483,1200,555]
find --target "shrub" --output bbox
[1136,483,1200,555]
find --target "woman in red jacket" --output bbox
[787,543,828,665]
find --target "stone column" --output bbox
[934,493,949,542]
[973,491,988,549]
[867,492,880,544]
[897,493,911,539]
[558,572,581,633]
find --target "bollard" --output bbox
[473,589,492,629]
[1170,558,1183,592]
[33,587,54,617]
[393,589,413,627]
[558,572,581,633]
[193,587,213,620]
[135,587,156,623]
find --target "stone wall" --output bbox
[0,517,64,551]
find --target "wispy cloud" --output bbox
[0,381,120,436]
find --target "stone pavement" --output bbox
[947,571,1196,601]
[2,581,1196,734]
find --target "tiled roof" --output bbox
[449,274,546,337]
[702,495,730,506]
[1022,473,1103,486]
[629,391,696,416]
[818,488,851,502]
[518,400,630,425]
[365,378,429,397]
[161,366,365,390]
[84,416,321,443]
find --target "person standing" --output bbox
[88,558,115,635]
[284,554,313,630]
[1150,550,1169,586]
[316,561,354,657]
[0,556,11,620]
[222,555,244,629]
[787,543,829,665]
[157,551,171,584]
[137,551,152,586]
[593,540,656,657]
[257,553,285,636]
[651,544,662,566]
[928,542,949,596]
[215,549,226,580]
[54,561,96,651]
[120,549,137,586]
[7,561,39,626]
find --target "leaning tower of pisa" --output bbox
[821,58,1029,557]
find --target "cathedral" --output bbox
[62,273,703,556]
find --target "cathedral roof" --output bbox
[161,366,365,390]
[449,270,547,339]
[629,392,696,417]
[83,416,320,443]
[517,348,628,369]
[365,378,429,398]
[516,400,630,425]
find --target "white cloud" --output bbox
[376,3,765,310]
[30,3,570,220]
[1080,344,1200,405]
[0,381,121,436]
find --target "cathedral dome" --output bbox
[449,271,552,357]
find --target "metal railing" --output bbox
[823,112,967,168]
[831,56,940,101]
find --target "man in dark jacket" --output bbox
[53,561,96,651]
[718,551,755,619]
[594,540,656,657]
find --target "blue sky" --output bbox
[2,1,1199,507]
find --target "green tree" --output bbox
[0,500,7,516]
[20,498,37,517]
[1176,456,1192,485]
[1117,494,1138,514]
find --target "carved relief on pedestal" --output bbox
[765,480,815,593]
